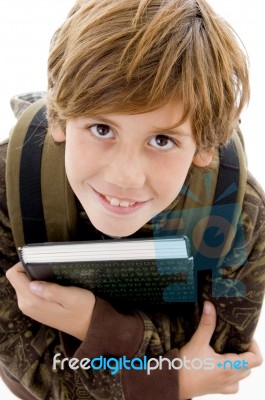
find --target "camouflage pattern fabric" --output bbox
[0,94,265,399]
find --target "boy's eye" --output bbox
[149,135,176,150]
[90,124,114,138]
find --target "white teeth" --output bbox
[105,196,136,207]
[110,198,120,206]
[119,200,130,207]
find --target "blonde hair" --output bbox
[47,0,249,150]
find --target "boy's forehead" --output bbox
[90,99,184,120]
[79,100,191,134]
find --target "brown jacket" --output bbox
[0,95,265,399]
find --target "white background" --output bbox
[0,1,264,399]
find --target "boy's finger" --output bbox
[29,281,93,309]
[239,340,263,369]
[190,301,217,347]
[6,262,31,289]
[29,281,66,304]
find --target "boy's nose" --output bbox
[104,149,146,189]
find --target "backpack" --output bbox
[6,97,78,248]
[6,95,248,301]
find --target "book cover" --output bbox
[18,236,194,305]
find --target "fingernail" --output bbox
[203,301,211,315]
[30,281,44,293]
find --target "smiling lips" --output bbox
[92,186,148,208]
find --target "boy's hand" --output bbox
[6,263,263,398]
[6,262,95,341]
[179,301,263,399]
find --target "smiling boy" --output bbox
[61,101,212,237]
[0,0,265,399]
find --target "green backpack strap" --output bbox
[179,129,247,264]
[151,129,248,302]
[6,98,78,249]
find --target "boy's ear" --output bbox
[51,125,66,143]
[192,150,214,167]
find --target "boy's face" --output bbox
[56,101,213,237]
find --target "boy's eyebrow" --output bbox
[85,115,190,136]
[88,115,120,129]
[152,125,190,137]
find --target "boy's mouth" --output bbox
[104,196,137,208]
[90,186,149,209]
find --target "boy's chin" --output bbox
[97,226,138,238]
[92,219,143,238]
